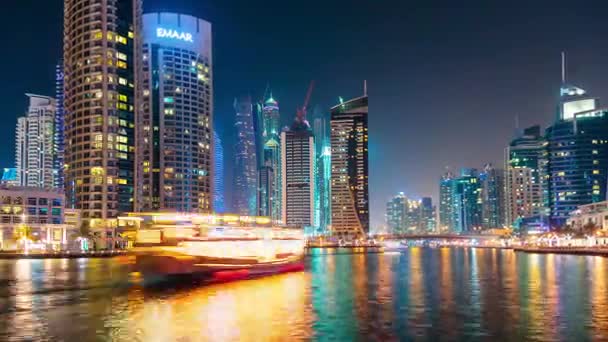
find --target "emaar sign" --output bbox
[156,28,194,43]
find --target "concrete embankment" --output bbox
[0,250,131,259]
[514,247,608,257]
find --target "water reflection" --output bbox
[0,248,608,340]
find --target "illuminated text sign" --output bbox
[156,28,193,43]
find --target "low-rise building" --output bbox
[0,187,75,250]
[567,201,608,231]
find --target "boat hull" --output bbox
[136,252,304,280]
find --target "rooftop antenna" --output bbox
[515,114,520,130]
[364,80,367,97]
[561,51,566,84]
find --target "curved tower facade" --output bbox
[63,0,142,221]
[139,13,213,213]
[330,95,369,236]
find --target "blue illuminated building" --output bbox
[1,168,18,186]
[213,131,225,213]
[233,95,258,216]
[546,82,608,225]
[440,169,482,233]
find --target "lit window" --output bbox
[117,61,127,69]
[115,35,127,44]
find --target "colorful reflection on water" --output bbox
[0,248,607,341]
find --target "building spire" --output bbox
[364,80,367,97]
[561,51,566,84]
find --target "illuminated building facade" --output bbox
[420,197,437,233]
[262,96,282,222]
[479,164,505,228]
[63,0,141,220]
[16,94,58,188]
[441,169,482,233]
[546,105,608,226]
[386,193,407,234]
[139,13,213,213]
[313,115,331,232]
[55,62,65,190]
[505,125,548,229]
[213,131,225,213]
[439,172,454,232]
[233,96,258,216]
[386,193,433,233]
[1,169,18,187]
[330,95,369,236]
[281,126,315,228]
[257,166,273,217]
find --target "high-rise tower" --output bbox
[546,54,608,226]
[479,164,505,228]
[505,125,548,229]
[233,96,258,216]
[54,62,65,190]
[16,94,58,188]
[138,13,213,213]
[330,92,369,237]
[213,131,225,213]
[63,0,142,221]
[262,95,282,222]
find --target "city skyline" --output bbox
[3,1,608,228]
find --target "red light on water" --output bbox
[212,269,250,282]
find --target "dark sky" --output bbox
[2,0,608,228]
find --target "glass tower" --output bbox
[262,96,282,222]
[139,13,213,213]
[233,96,258,216]
[213,131,225,213]
[479,163,505,228]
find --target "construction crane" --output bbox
[294,80,315,128]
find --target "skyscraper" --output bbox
[330,93,369,237]
[54,62,65,190]
[479,164,505,228]
[313,113,331,232]
[386,193,432,234]
[386,193,407,234]
[213,131,225,213]
[262,96,282,222]
[15,94,58,188]
[545,56,608,226]
[440,169,483,233]
[63,0,141,220]
[138,12,213,213]
[439,172,454,232]
[257,165,273,217]
[420,197,437,233]
[505,125,548,229]
[233,96,258,216]
[281,114,315,228]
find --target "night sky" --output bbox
[2,0,608,228]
